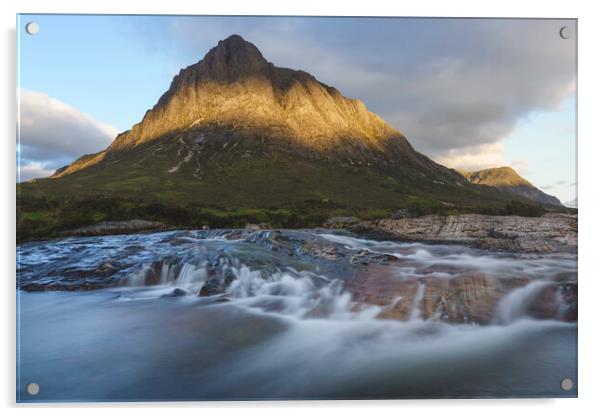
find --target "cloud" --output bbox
[18,162,55,182]
[539,179,572,191]
[433,143,504,172]
[153,17,575,167]
[510,160,531,176]
[18,90,118,181]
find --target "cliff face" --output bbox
[462,167,562,206]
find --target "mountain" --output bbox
[461,167,562,206]
[18,35,561,240]
[52,34,446,179]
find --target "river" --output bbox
[16,229,577,401]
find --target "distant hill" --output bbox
[461,167,562,206]
[564,198,578,208]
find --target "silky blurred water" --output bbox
[16,230,577,401]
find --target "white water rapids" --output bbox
[16,229,577,401]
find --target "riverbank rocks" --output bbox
[65,219,166,237]
[345,213,577,254]
[323,217,361,228]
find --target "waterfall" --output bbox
[127,262,206,288]
[224,266,381,320]
[175,263,206,289]
[128,263,151,286]
[159,262,171,284]
[555,286,570,320]
[493,280,552,325]
[410,282,425,321]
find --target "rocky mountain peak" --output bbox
[96,34,407,156]
[200,34,270,80]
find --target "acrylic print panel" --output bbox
[16,14,577,402]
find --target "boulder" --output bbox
[391,209,410,220]
[162,288,188,297]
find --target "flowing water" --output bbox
[16,229,577,401]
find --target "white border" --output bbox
[2,1,601,415]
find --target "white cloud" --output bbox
[18,90,118,181]
[433,143,504,172]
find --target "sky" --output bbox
[17,15,577,204]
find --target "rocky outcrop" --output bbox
[347,213,577,253]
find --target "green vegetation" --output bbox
[17,133,574,242]
[406,199,449,217]
[478,200,548,217]
[17,191,573,243]
[16,194,396,242]
[402,198,553,218]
